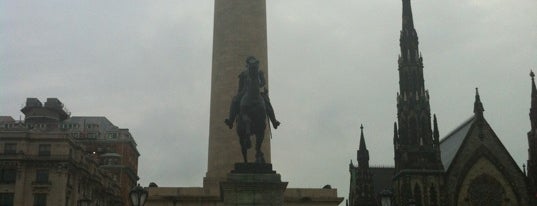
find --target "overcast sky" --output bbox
[1,0,536,204]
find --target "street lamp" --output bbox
[78,198,91,206]
[407,199,416,206]
[129,184,148,206]
[379,189,393,206]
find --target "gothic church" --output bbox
[348,0,537,205]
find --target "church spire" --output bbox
[399,0,422,68]
[396,0,437,166]
[349,124,376,206]
[393,2,444,205]
[357,124,369,168]
[397,0,425,102]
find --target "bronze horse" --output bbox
[236,58,267,163]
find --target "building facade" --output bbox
[61,116,140,204]
[348,0,536,205]
[0,98,140,206]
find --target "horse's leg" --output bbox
[238,135,248,163]
[245,118,251,136]
[241,138,248,163]
[237,115,248,163]
[255,131,265,163]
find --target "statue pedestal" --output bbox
[220,163,288,206]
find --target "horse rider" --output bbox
[225,56,280,129]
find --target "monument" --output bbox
[145,1,343,205]
[220,56,287,205]
[204,0,271,192]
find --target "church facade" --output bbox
[348,0,536,205]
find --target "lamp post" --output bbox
[129,184,148,206]
[380,189,393,206]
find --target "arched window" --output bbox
[468,174,505,206]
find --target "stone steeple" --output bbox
[394,0,443,172]
[393,1,444,205]
[349,125,376,206]
[527,71,537,197]
[205,0,270,193]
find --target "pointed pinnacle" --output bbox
[474,88,484,116]
[359,124,367,151]
[529,71,537,129]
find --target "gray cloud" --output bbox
[1,0,536,204]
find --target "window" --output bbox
[4,144,16,155]
[0,193,14,206]
[87,133,97,139]
[107,133,118,139]
[35,170,48,183]
[0,169,16,184]
[71,133,80,138]
[38,144,51,156]
[33,194,46,206]
[87,124,99,129]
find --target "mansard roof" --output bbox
[439,116,475,169]
[0,116,15,123]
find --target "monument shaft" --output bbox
[205,0,271,190]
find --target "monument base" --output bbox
[221,163,288,206]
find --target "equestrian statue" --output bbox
[225,56,280,163]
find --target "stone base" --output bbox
[221,163,288,206]
[231,163,276,174]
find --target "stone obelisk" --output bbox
[204,0,271,192]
